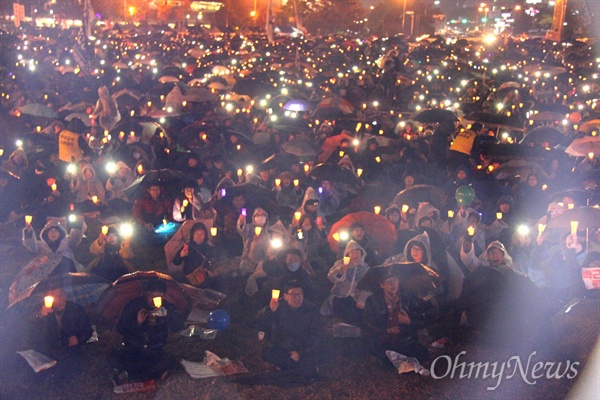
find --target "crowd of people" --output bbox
[0,22,598,387]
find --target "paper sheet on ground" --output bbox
[17,349,56,373]
[181,351,248,379]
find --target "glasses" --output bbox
[285,291,304,298]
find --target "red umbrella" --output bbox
[327,212,397,256]
[95,271,193,325]
[318,132,354,163]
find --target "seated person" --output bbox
[132,184,173,232]
[362,272,429,367]
[171,222,218,287]
[260,248,314,302]
[114,278,186,382]
[257,281,326,377]
[88,226,134,282]
[321,240,371,325]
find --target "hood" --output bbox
[81,164,96,180]
[497,195,514,208]
[415,203,440,225]
[115,160,131,174]
[343,240,366,261]
[480,240,514,269]
[252,207,269,219]
[300,186,320,210]
[8,148,28,166]
[40,219,68,244]
[403,231,432,264]
[337,154,356,173]
[454,164,470,181]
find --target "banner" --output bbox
[58,130,84,163]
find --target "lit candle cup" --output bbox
[182,199,189,208]
[294,211,302,220]
[570,221,579,236]
[102,225,109,235]
[92,195,98,204]
[343,256,350,265]
[401,204,409,213]
[467,226,475,236]
[356,168,363,177]
[44,296,54,309]
[332,232,340,242]
[568,203,575,210]
[210,227,218,236]
[496,212,503,220]
[293,179,300,187]
[25,215,33,225]
[137,165,144,174]
[254,226,262,236]
[51,183,57,192]
[447,210,454,219]
[303,164,310,173]
[237,168,243,176]
[373,206,381,214]
[153,297,162,308]
[537,223,545,236]
[339,151,345,157]
[271,289,280,300]
[274,178,281,187]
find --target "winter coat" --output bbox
[105,161,135,202]
[30,301,93,353]
[132,193,173,227]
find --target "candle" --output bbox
[153,297,162,308]
[293,179,300,187]
[303,164,310,173]
[343,256,350,265]
[254,226,262,236]
[271,289,280,300]
[496,212,502,220]
[401,204,409,213]
[375,156,381,163]
[210,227,218,236]
[332,232,340,242]
[137,165,144,174]
[182,199,189,208]
[25,215,32,225]
[542,184,548,191]
[588,152,594,160]
[237,168,243,176]
[163,218,168,226]
[102,225,109,235]
[44,296,54,309]
[568,203,575,210]
[294,211,302,220]
[356,168,363,177]
[467,226,475,236]
[51,183,57,192]
[339,150,345,157]
[537,224,545,236]
[570,221,578,236]
[275,178,281,187]
[373,206,381,214]
[447,210,454,218]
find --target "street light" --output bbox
[478,3,490,33]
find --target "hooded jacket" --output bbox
[22,219,86,271]
[321,240,371,315]
[237,207,270,274]
[105,161,135,201]
[71,163,105,203]
[460,240,515,273]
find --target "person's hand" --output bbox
[98,233,106,245]
[137,308,148,325]
[397,310,411,325]
[269,298,279,312]
[122,238,131,247]
[180,244,189,257]
[289,351,300,362]
[566,234,582,252]
[339,263,349,273]
[387,326,400,335]
[316,217,324,230]
[356,302,365,310]
[238,214,245,224]
[39,305,52,317]
[67,336,79,347]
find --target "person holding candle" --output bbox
[22,218,87,274]
[321,240,371,324]
[237,207,271,275]
[114,278,186,383]
[274,171,304,210]
[258,248,315,303]
[171,222,220,288]
[132,183,173,234]
[172,181,213,222]
[257,281,326,379]
[69,163,105,205]
[295,187,321,225]
[87,225,134,282]
[290,214,333,274]
[105,161,135,214]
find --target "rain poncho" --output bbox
[91,85,121,131]
[460,240,515,273]
[321,240,371,316]
[70,163,105,204]
[105,161,135,202]
[22,219,87,272]
[385,231,438,272]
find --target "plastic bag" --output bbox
[385,351,430,376]
[180,325,218,339]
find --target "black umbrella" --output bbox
[412,108,458,123]
[282,136,321,157]
[308,163,361,186]
[123,168,187,199]
[520,127,566,147]
[232,78,274,97]
[261,153,299,171]
[358,263,441,297]
[225,183,276,202]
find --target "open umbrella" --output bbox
[19,103,58,119]
[9,254,64,304]
[318,132,354,163]
[164,220,216,272]
[123,169,187,199]
[357,263,441,297]
[327,212,397,256]
[95,271,193,325]
[493,160,548,181]
[308,163,361,186]
[393,185,447,210]
[226,183,276,202]
[530,111,565,122]
[283,99,311,112]
[520,127,566,147]
[412,108,458,123]
[544,206,600,232]
[261,153,299,171]
[312,97,354,120]
[184,87,217,103]
[565,136,600,157]
[578,119,600,134]
[232,78,273,97]
[8,273,110,309]
[282,136,321,157]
